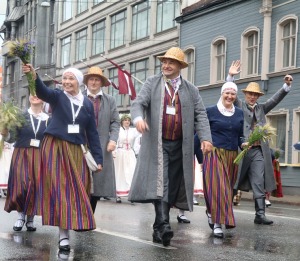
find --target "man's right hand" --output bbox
[228,60,241,77]
[135,119,149,134]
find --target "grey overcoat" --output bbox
[83,90,120,197]
[235,87,289,192]
[128,73,212,211]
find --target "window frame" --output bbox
[61,35,71,67]
[75,28,88,62]
[131,1,150,41]
[266,109,289,164]
[275,15,298,71]
[210,37,226,84]
[182,47,195,84]
[92,20,106,56]
[110,10,127,49]
[241,27,260,78]
[156,0,179,33]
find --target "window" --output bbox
[275,16,298,71]
[132,1,150,41]
[77,0,88,14]
[266,110,289,163]
[92,21,105,55]
[63,0,72,22]
[183,49,195,83]
[155,55,163,75]
[156,0,179,33]
[130,59,148,95]
[210,38,226,83]
[61,36,71,67]
[109,68,123,106]
[75,29,87,61]
[111,10,126,49]
[241,29,259,77]
[292,108,300,164]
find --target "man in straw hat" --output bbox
[227,60,293,225]
[128,47,213,246]
[83,66,120,213]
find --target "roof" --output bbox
[182,0,229,15]
[6,6,25,22]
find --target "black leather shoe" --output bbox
[26,221,37,232]
[152,230,162,244]
[59,238,70,251]
[177,215,190,223]
[116,197,122,203]
[161,228,173,246]
[254,215,273,225]
[103,197,111,200]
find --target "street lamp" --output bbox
[41,1,50,7]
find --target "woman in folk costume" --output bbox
[22,64,103,252]
[4,95,49,232]
[114,114,140,203]
[203,82,244,238]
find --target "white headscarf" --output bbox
[63,68,83,86]
[217,82,238,116]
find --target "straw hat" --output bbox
[157,47,188,69]
[83,67,110,87]
[241,82,264,96]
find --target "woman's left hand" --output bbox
[96,164,103,172]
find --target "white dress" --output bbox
[0,136,14,190]
[114,127,140,197]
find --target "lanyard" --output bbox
[165,82,179,106]
[30,115,42,140]
[70,100,82,124]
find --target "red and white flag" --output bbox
[105,58,136,100]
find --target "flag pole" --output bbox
[101,54,144,85]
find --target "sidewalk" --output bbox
[240,191,300,206]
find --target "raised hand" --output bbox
[284,74,293,86]
[228,60,241,76]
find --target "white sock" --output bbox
[178,209,187,219]
[14,212,25,227]
[214,223,223,233]
[59,228,69,246]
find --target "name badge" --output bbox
[30,139,40,147]
[166,105,176,115]
[68,124,80,133]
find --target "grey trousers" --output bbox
[241,147,265,199]
[162,139,183,205]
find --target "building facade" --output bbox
[0,0,200,110]
[176,0,300,193]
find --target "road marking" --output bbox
[94,228,177,249]
[196,205,300,221]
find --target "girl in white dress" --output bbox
[114,114,140,203]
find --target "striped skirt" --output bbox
[4,147,40,216]
[203,147,238,228]
[39,135,95,230]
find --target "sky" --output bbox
[0,1,7,47]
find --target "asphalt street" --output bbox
[0,196,300,261]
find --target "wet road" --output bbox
[0,196,300,261]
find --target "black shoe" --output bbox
[13,219,25,232]
[59,238,70,251]
[152,230,162,244]
[116,197,122,203]
[177,215,191,223]
[254,215,273,225]
[161,228,173,246]
[103,197,111,200]
[25,221,37,232]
